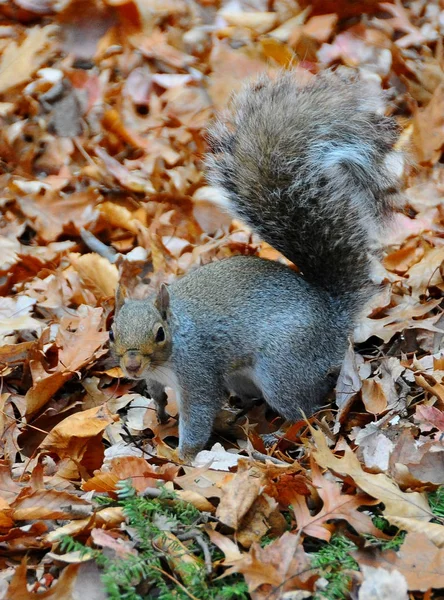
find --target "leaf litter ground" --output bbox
[0,0,443,598]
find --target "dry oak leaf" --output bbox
[385,517,444,548]
[310,426,432,522]
[217,459,308,529]
[17,190,98,242]
[291,460,381,542]
[25,306,109,414]
[0,496,14,531]
[95,147,154,192]
[389,429,444,486]
[69,252,119,299]
[6,561,81,600]
[37,404,117,463]
[82,456,179,495]
[11,488,92,521]
[91,528,137,558]
[355,532,444,592]
[216,460,263,531]
[379,0,434,48]
[411,83,444,166]
[0,25,55,93]
[354,296,443,344]
[0,521,48,552]
[214,531,318,599]
[131,29,196,70]
[415,405,444,432]
[0,296,42,339]
[407,245,444,297]
[46,506,125,542]
[414,375,444,409]
[216,459,304,546]
[98,201,140,234]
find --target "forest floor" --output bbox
[0,0,443,598]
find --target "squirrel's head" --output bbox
[110,284,172,380]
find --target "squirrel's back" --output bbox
[206,70,403,312]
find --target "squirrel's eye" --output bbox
[155,325,165,344]
[109,329,115,343]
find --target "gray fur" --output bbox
[206,70,402,311]
[113,72,402,459]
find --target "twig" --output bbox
[250,450,288,465]
[80,227,118,263]
[177,529,213,575]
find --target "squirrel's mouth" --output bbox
[121,352,150,379]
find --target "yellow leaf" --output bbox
[0,25,55,93]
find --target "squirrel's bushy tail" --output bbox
[206,71,403,310]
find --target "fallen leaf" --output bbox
[0,25,55,93]
[12,488,92,520]
[310,426,433,522]
[291,460,381,541]
[222,532,318,599]
[355,532,444,591]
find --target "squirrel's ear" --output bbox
[155,283,170,320]
[115,284,128,314]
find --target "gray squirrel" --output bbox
[111,70,403,460]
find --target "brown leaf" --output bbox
[310,426,433,522]
[17,190,98,242]
[379,0,430,48]
[37,404,117,475]
[82,456,178,495]
[223,532,318,599]
[46,506,125,542]
[355,532,444,591]
[7,561,80,599]
[12,488,92,520]
[411,84,444,166]
[361,378,388,415]
[291,460,381,541]
[216,460,263,531]
[69,253,119,300]
[0,25,55,93]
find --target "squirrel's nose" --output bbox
[123,352,144,376]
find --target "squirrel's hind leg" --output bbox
[253,354,333,421]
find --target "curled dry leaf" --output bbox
[69,253,119,299]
